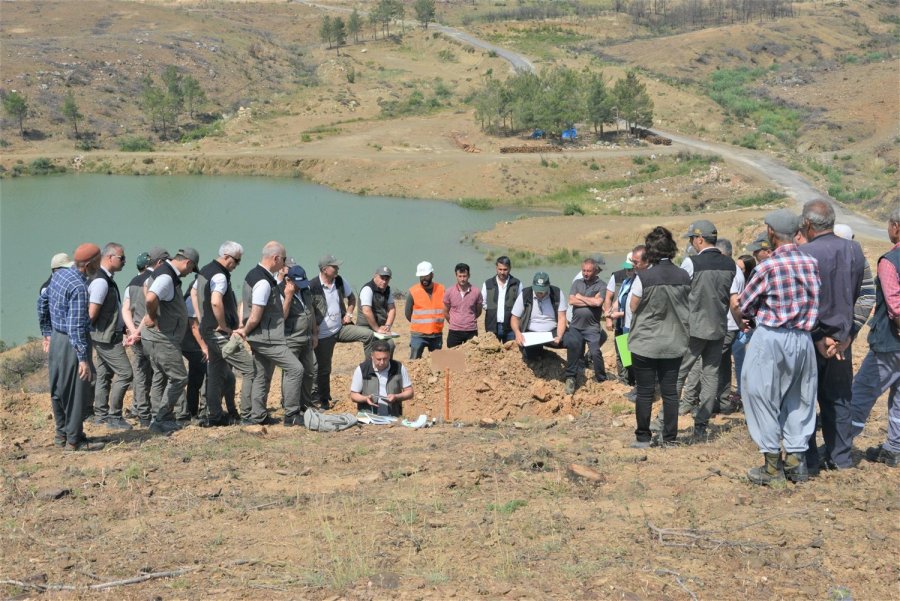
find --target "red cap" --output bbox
[73,243,101,262]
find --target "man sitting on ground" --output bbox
[349,340,414,417]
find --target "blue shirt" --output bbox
[38,266,91,361]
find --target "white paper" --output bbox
[522,331,554,346]
[373,331,400,340]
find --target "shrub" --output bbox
[118,136,154,152]
[0,342,47,390]
[563,203,584,215]
[589,162,599,171]
[29,157,65,175]
[458,198,492,210]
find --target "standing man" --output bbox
[482,256,520,343]
[121,247,167,426]
[350,339,414,416]
[193,242,254,427]
[510,272,569,362]
[88,242,133,430]
[38,243,105,451]
[745,232,772,264]
[281,264,321,414]
[141,248,200,435]
[799,199,865,471]
[564,257,608,394]
[673,220,740,441]
[848,208,900,466]
[735,209,820,485]
[357,265,397,355]
[309,254,373,409]
[40,253,74,298]
[406,261,445,359]
[443,263,482,348]
[237,241,302,425]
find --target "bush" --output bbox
[180,120,224,143]
[437,49,457,62]
[118,136,154,152]
[0,342,47,390]
[28,157,65,175]
[458,198,492,210]
[589,162,599,171]
[563,203,584,215]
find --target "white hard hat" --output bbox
[416,261,434,277]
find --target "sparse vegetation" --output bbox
[118,136,155,152]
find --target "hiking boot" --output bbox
[720,393,742,414]
[148,420,181,436]
[630,440,652,449]
[678,400,695,416]
[783,452,809,483]
[90,415,108,425]
[649,413,663,433]
[53,435,66,448]
[747,453,785,486]
[199,415,230,428]
[623,388,637,403]
[138,418,152,428]
[691,424,708,443]
[283,413,303,427]
[65,438,105,452]
[104,416,133,431]
[651,436,681,448]
[865,445,900,467]
[565,378,576,395]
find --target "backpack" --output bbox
[303,408,358,432]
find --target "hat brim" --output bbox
[291,279,310,289]
[532,285,549,293]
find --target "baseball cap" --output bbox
[177,247,201,272]
[135,252,151,271]
[376,265,392,277]
[622,260,634,269]
[416,261,434,277]
[833,223,853,240]
[287,265,310,289]
[148,246,170,264]
[285,257,297,268]
[532,271,550,292]
[745,232,772,253]
[50,253,74,270]
[764,209,800,236]
[683,219,717,239]
[318,254,342,270]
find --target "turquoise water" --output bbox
[0,175,575,345]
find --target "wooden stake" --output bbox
[444,369,450,421]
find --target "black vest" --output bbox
[357,279,391,328]
[199,260,239,334]
[242,264,284,344]
[142,261,188,343]
[89,268,122,343]
[309,275,347,319]
[279,280,317,341]
[357,358,404,417]
[126,270,154,326]
[868,246,900,353]
[484,275,521,332]
[520,286,561,332]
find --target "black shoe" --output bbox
[283,413,303,427]
[90,415,108,425]
[199,415,230,428]
[65,437,105,452]
[105,416,133,431]
[260,415,279,426]
[138,418,152,428]
[691,424,708,443]
[865,445,900,467]
[176,417,193,427]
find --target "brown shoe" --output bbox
[64,438,105,452]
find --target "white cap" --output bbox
[833,223,853,240]
[50,253,74,270]
[416,261,434,277]
[625,251,634,263]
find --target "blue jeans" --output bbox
[732,330,751,395]
[494,324,516,343]
[409,333,442,359]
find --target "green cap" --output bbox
[532,272,550,292]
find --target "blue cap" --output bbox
[287,265,310,289]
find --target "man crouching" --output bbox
[350,340,414,417]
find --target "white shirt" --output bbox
[148,262,177,302]
[318,275,354,339]
[88,267,113,305]
[481,277,510,325]
[511,290,569,333]
[192,272,227,295]
[350,362,412,416]
[251,264,278,307]
[360,284,395,309]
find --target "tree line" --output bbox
[319,0,437,52]
[472,67,653,137]
[620,0,796,29]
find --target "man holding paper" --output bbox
[510,272,569,363]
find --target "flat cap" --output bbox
[148,246,170,264]
[765,209,801,236]
[683,219,717,239]
[745,232,772,253]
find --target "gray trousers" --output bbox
[204,332,255,420]
[93,338,133,418]
[681,330,737,407]
[314,325,373,403]
[850,349,900,453]
[49,332,92,444]
[129,340,153,421]
[676,336,723,427]
[143,337,188,423]
[250,341,303,420]
[742,326,817,454]
[285,336,317,409]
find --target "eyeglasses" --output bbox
[226,254,241,265]
[112,255,126,262]
[278,256,287,262]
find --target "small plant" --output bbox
[437,49,457,62]
[563,203,584,215]
[589,162,599,170]
[488,499,527,514]
[458,198,492,210]
[632,156,646,165]
[118,136,154,152]
[301,133,312,142]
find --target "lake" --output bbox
[0,175,577,346]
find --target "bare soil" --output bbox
[2,302,898,599]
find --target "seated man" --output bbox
[510,272,569,361]
[349,340,414,417]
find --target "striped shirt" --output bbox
[739,243,820,331]
[37,266,91,361]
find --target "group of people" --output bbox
[612,201,899,485]
[36,202,900,483]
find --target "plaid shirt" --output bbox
[37,266,91,361]
[739,243,820,331]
